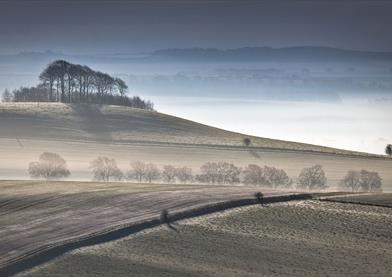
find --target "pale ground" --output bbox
[0,102,368,151]
[0,103,391,189]
[20,200,392,277]
[0,180,299,270]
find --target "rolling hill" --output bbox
[0,102,391,188]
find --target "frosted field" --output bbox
[0,180,306,275]
[19,198,392,277]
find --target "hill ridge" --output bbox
[0,102,384,158]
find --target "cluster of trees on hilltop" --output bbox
[2,60,154,110]
[26,152,384,192]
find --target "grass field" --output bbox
[19,199,392,277]
[0,103,391,189]
[0,180,308,274]
[324,193,392,207]
[0,102,375,152]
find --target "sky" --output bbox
[0,0,392,54]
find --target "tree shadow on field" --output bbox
[67,104,112,142]
[248,149,262,160]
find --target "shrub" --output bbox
[254,192,264,204]
[243,138,251,147]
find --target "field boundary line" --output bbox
[318,198,392,208]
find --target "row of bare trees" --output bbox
[2,60,154,110]
[340,170,382,192]
[26,153,383,192]
[242,164,292,188]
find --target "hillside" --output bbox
[0,102,379,155]
[0,102,391,187]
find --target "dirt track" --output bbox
[0,181,311,275]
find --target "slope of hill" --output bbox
[0,102,391,187]
[0,102,380,155]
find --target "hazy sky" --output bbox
[0,0,392,54]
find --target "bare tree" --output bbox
[359,170,382,192]
[28,152,70,180]
[8,60,154,110]
[219,162,241,184]
[144,163,160,183]
[263,166,292,188]
[2,89,13,102]
[175,167,194,183]
[243,164,291,188]
[386,144,392,157]
[297,165,327,190]
[162,165,177,183]
[340,170,361,192]
[89,157,123,182]
[340,170,382,192]
[242,164,264,185]
[198,162,220,183]
[129,161,147,182]
[198,162,241,184]
[115,78,128,100]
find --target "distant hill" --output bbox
[2,47,392,66]
[150,47,392,63]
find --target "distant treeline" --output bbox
[27,152,383,192]
[2,60,154,110]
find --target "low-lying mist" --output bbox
[1,51,391,154]
[151,95,391,155]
